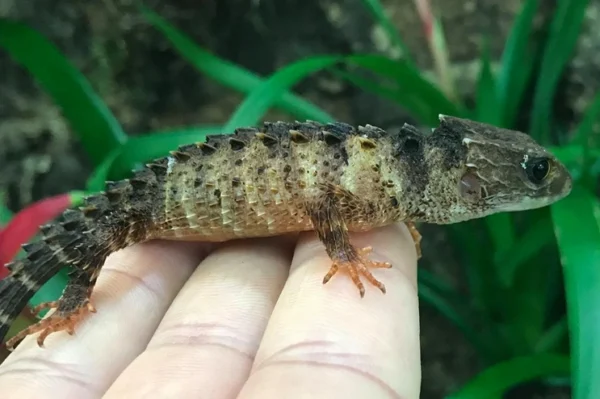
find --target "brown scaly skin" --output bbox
[0,115,572,350]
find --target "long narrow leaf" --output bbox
[551,186,600,399]
[0,19,127,165]
[496,0,539,127]
[341,54,465,125]
[475,38,500,125]
[359,0,412,62]
[529,0,591,141]
[141,7,334,123]
[0,196,11,225]
[417,283,493,358]
[494,215,553,287]
[571,91,600,183]
[571,91,600,146]
[535,317,568,353]
[447,354,570,399]
[224,57,339,130]
[333,69,435,124]
[86,148,123,192]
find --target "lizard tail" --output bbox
[0,165,162,346]
[0,210,91,340]
[0,204,106,345]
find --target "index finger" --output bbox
[238,222,421,399]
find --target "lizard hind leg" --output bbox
[5,271,97,350]
[405,221,422,259]
[309,184,392,297]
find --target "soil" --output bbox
[2,0,597,397]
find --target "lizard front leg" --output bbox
[5,268,99,350]
[308,185,392,297]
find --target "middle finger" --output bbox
[104,236,295,399]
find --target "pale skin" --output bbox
[0,223,421,399]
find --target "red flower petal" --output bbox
[0,192,86,278]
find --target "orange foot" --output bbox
[5,300,96,351]
[322,246,392,297]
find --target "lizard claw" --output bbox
[323,246,391,297]
[5,300,95,350]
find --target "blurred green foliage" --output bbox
[0,0,598,397]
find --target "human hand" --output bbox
[0,223,421,398]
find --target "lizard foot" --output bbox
[406,221,422,259]
[5,300,96,351]
[323,246,392,297]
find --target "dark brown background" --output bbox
[2,0,597,396]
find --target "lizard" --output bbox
[0,115,572,350]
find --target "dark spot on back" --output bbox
[200,143,217,155]
[235,159,243,166]
[340,147,349,165]
[170,150,190,162]
[214,189,221,197]
[194,178,202,188]
[257,166,265,174]
[390,196,399,207]
[429,118,467,169]
[229,138,246,151]
[404,138,420,152]
[394,124,428,193]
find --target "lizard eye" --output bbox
[525,157,551,184]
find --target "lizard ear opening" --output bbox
[459,172,482,203]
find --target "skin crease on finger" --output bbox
[237,223,421,399]
[0,241,210,399]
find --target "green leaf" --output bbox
[494,215,553,287]
[224,57,339,130]
[572,91,600,146]
[485,213,515,265]
[417,280,491,357]
[551,186,600,399]
[475,38,500,125]
[339,54,465,125]
[0,194,12,225]
[85,147,123,193]
[0,19,127,166]
[141,6,334,123]
[109,125,222,179]
[571,91,600,183]
[529,0,591,142]
[359,0,412,62]
[535,317,568,353]
[496,0,539,127]
[446,221,493,310]
[418,268,458,298]
[447,354,570,399]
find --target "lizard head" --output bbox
[421,115,572,223]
